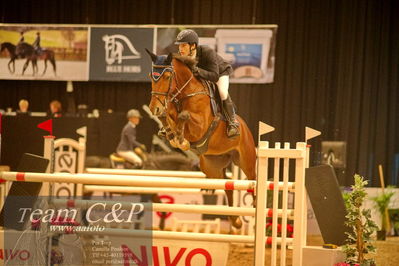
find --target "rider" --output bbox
[116,109,146,168]
[18,32,25,44]
[174,29,239,138]
[32,32,42,55]
[15,32,25,56]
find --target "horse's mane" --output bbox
[173,53,198,70]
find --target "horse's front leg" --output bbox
[8,58,15,74]
[172,111,191,151]
[22,59,29,75]
[159,115,175,142]
[42,59,48,76]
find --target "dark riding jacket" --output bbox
[195,45,233,82]
[33,36,41,48]
[116,122,143,152]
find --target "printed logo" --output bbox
[102,34,141,65]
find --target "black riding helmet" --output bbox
[175,29,199,46]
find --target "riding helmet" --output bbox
[175,30,199,46]
[127,109,142,119]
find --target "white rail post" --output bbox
[271,142,281,265]
[292,142,307,266]
[255,122,275,266]
[255,140,268,266]
[43,135,55,173]
[42,135,55,197]
[280,142,290,266]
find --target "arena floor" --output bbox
[227,236,399,266]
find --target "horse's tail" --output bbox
[236,115,257,180]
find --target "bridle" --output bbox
[149,63,196,113]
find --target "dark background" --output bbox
[0,0,398,186]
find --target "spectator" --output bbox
[49,100,62,118]
[16,99,30,116]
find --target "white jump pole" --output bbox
[73,228,294,245]
[0,172,255,191]
[86,168,232,178]
[52,199,295,218]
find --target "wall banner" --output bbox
[0,25,89,81]
[89,27,154,81]
[0,24,277,83]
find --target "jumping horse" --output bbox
[0,42,56,76]
[146,50,257,228]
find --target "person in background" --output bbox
[116,109,146,168]
[49,100,62,118]
[16,99,30,116]
[18,31,25,44]
[32,31,42,55]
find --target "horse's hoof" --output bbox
[230,216,243,229]
[170,139,178,148]
[179,139,190,151]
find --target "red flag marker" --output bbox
[37,119,53,135]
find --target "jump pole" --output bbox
[52,199,295,218]
[86,168,232,178]
[73,228,294,245]
[0,172,255,191]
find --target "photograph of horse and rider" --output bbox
[0,26,88,80]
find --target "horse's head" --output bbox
[146,49,174,116]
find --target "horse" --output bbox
[0,42,56,76]
[146,50,257,229]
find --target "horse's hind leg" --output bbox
[200,154,243,229]
[22,59,29,75]
[42,59,48,76]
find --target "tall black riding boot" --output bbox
[222,95,240,138]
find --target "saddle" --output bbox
[200,79,226,121]
[188,80,226,155]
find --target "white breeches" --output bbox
[217,75,229,101]
[117,150,143,166]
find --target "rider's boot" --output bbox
[222,95,240,138]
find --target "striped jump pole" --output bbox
[86,168,233,178]
[83,181,294,195]
[0,172,255,191]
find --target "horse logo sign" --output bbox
[89,27,153,81]
[102,34,141,65]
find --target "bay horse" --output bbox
[146,50,257,229]
[0,42,56,76]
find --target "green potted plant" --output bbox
[371,186,395,240]
[337,174,377,266]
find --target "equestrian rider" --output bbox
[116,109,146,168]
[32,32,42,55]
[18,32,25,44]
[174,29,240,138]
[15,32,25,56]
